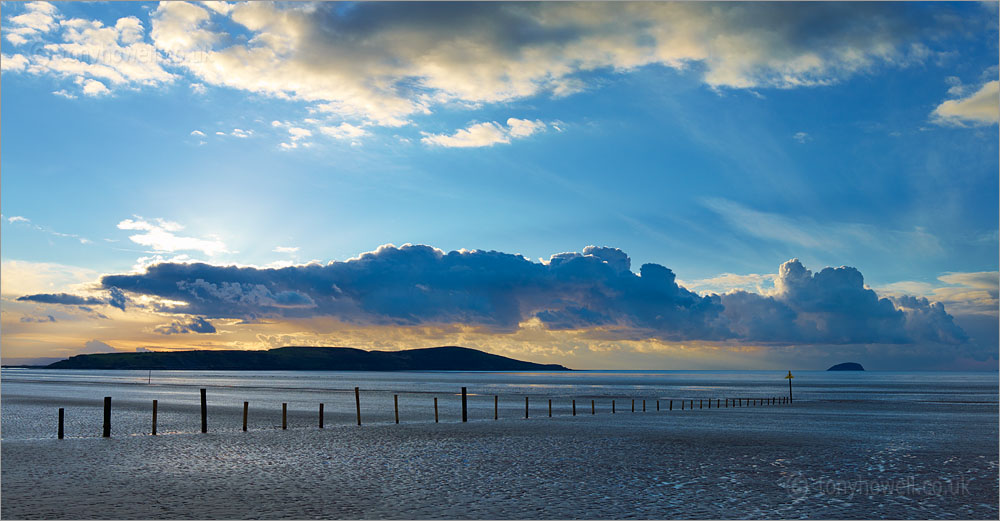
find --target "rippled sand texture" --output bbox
[2,400,997,519]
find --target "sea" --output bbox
[1,368,997,519]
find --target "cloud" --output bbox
[3,3,175,97]
[190,130,205,136]
[97,244,969,348]
[3,215,93,245]
[117,217,228,256]
[506,118,547,138]
[682,272,776,296]
[107,286,130,311]
[100,244,728,340]
[3,2,59,46]
[231,128,252,138]
[80,78,109,96]
[20,314,57,323]
[718,259,966,345]
[879,271,999,317]
[703,198,942,255]
[287,127,311,141]
[421,118,546,148]
[153,316,216,335]
[80,339,118,354]
[16,293,104,306]
[1,53,30,72]
[0,259,100,298]
[273,246,299,254]
[16,286,131,311]
[3,2,972,127]
[133,1,951,127]
[317,123,367,140]
[931,79,999,127]
[792,131,811,143]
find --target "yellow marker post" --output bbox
[785,370,794,403]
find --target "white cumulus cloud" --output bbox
[421,118,546,148]
[931,79,999,127]
[117,217,228,256]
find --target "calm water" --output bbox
[1,368,996,439]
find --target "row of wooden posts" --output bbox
[59,387,792,439]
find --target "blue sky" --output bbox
[1,1,997,370]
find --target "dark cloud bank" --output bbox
[17,287,129,311]
[63,244,968,351]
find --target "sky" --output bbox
[1,1,997,371]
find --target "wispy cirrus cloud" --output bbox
[4,214,92,244]
[703,198,943,255]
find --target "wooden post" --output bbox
[282,403,287,430]
[690,400,693,410]
[243,401,248,431]
[525,396,529,419]
[572,399,576,416]
[319,403,324,429]
[461,387,468,423]
[657,400,660,411]
[549,399,552,418]
[394,395,399,424]
[592,399,595,415]
[152,400,158,436]
[103,396,111,438]
[355,387,361,426]
[58,408,64,439]
[700,399,703,409]
[643,400,646,412]
[631,399,635,413]
[669,399,673,411]
[708,399,711,409]
[200,388,207,433]
[434,397,439,423]
[494,395,498,420]
[612,399,616,414]
[681,400,684,410]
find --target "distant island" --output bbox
[43,346,571,371]
[827,362,865,371]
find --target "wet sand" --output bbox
[2,401,997,519]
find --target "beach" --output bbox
[1,369,997,519]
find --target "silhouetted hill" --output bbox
[45,346,570,371]
[827,362,865,371]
